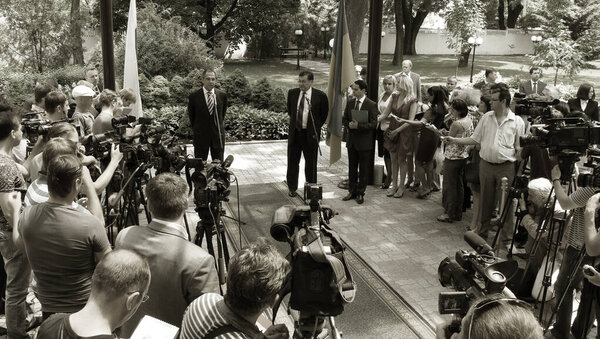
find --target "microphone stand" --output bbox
[305,96,322,157]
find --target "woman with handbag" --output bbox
[379,74,418,198]
[377,75,396,189]
[437,99,473,222]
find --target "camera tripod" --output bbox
[194,202,230,289]
[112,162,151,231]
[292,312,342,339]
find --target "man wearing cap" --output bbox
[72,85,96,137]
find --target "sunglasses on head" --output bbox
[467,297,533,339]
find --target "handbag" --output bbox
[465,149,480,185]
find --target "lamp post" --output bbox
[321,27,330,59]
[468,36,483,83]
[531,35,542,55]
[294,29,303,70]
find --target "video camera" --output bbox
[438,232,518,317]
[576,150,600,189]
[185,155,234,209]
[21,114,78,145]
[270,183,354,338]
[513,93,559,119]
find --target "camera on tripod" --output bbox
[437,232,517,336]
[513,93,559,118]
[270,183,354,338]
[185,156,233,209]
[576,151,600,188]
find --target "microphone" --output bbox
[221,155,234,169]
[464,231,494,256]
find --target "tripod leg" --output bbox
[221,229,230,268]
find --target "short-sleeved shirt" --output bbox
[18,202,111,313]
[180,293,260,339]
[24,174,87,212]
[28,152,44,182]
[567,186,597,249]
[92,111,114,135]
[37,313,115,339]
[0,153,26,231]
[72,111,95,136]
[470,110,525,163]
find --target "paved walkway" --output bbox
[224,140,470,326]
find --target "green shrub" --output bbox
[183,69,204,95]
[505,76,522,90]
[142,75,171,109]
[224,104,288,141]
[169,75,188,106]
[220,69,251,106]
[250,77,286,112]
[144,105,193,140]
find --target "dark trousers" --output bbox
[194,142,223,162]
[347,146,370,196]
[571,277,600,339]
[477,160,515,238]
[287,130,318,191]
[442,158,466,220]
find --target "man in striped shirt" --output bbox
[180,239,290,339]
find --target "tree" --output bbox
[70,0,85,65]
[530,25,584,85]
[346,0,369,62]
[444,0,485,68]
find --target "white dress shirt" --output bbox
[470,110,525,163]
[581,99,589,112]
[296,87,312,129]
[151,217,188,237]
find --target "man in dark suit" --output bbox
[342,80,377,204]
[188,69,228,161]
[115,173,220,337]
[286,71,329,197]
[394,59,421,102]
[473,69,497,97]
[518,67,547,96]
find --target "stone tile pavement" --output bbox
[224,140,471,326]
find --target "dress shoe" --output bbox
[288,190,297,197]
[342,193,355,201]
[356,195,364,204]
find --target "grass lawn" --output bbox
[224,54,600,91]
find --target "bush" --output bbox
[140,75,171,109]
[219,69,251,106]
[169,75,188,106]
[144,105,193,140]
[183,69,204,95]
[250,77,286,112]
[224,104,288,141]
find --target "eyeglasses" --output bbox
[128,291,150,303]
[467,297,532,339]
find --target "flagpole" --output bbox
[99,0,116,90]
[366,0,383,184]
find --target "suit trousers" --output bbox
[194,142,223,162]
[476,160,515,238]
[347,145,370,196]
[287,130,318,192]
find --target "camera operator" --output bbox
[443,83,525,240]
[435,294,542,339]
[92,89,121,135]
[115,173,219,337]
[181,238,290,339]
[14,154,111,319]
[546,164,598,339]
[37,249,150,339]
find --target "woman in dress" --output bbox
[377,75,396,189]
[438,99,473,222]
[379,74,418,198]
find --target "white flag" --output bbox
[123,0,143,117]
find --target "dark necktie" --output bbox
[354,99,360,110]
[296,91,305,130]
[533,82,537,94]
[207,92,215,115]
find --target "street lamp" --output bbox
[295,29,303,70]
[381,31,386,38]
[531,35,543,55]
[468,36,483,83]
[321,27,330,59]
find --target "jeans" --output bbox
[442,158,466,220]
[0,230,31,339]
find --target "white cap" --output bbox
[72,85,95,98]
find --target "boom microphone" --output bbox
[221,155,234,169]
[464,231,494,256]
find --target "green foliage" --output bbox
[144,106,193,139]
[249,78,286,113]
[140,76,171,109]
[224,105,288,141]
[183,69,204,95]
[530,25,584,85]
[219,69,252,106]
[114,3,221,79]
[168,76,188,106]
[443,0,486,53]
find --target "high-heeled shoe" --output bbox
[386,186,398,197]
[393,188,405,198]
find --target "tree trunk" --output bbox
[70,0,84,65]
[458,47,471,68]
[400,0,428,56]
[506,1,523,28]
[346,0,369,64]
[498,0,506,30]
[204,0,216,51]
[392,0,404,66]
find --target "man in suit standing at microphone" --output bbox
[342,80,377,204]
[286,71,329,197]
[188,69,228,161]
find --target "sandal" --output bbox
[393,188,405,198]
[386,186,398,197]
[437,214,453,223]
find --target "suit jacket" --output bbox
[519,80,547,96]
[343,97,378,152]
[287,87,329,147]
[393,72,421,101]
[188,88,228,149]
[568,98,599,121]
[115,221,220,337]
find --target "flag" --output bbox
[123,0,143,117]
[326,0,355,165]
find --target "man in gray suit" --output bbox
[342,80,378,204]
[115,173,219,337]
[394,60,421,102]
[518,67,547,96]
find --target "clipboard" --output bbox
[352,109,368,123]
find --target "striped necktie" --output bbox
[207,92,215,115]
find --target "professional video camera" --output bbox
[437,231,518,337]
[21,114,78,146]
[185,155,233,209]
[270,183,355,339]
[513,93,559,118]
[576,150,600,189]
